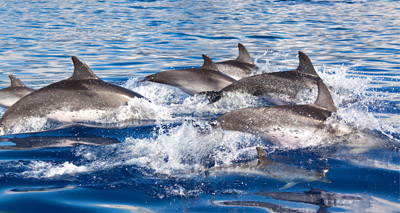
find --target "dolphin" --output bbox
[214,43,258,80]
[0,136,119,150]
[215,79,352,147]
[0,75,35,108]
[213,200,303,212]
[205,51,321,105]
[141,54,236,95]
[0,56,145,135]
[255,188,362,211]
[204,147,330,189]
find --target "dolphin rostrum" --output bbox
[214,43,258,80]
[0,56,145,135]
[0,75,35,108]
[204,147,330,189]
[215,79,348,147]
[141,54,236,95]
[206,51,321,105]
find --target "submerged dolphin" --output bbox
[0,75,35,108]
[215,188,363,212]
[214,43,258,80]
[0,136,119,150]
[204,147,330,189]
[215,79,350,147]
[255,188,362,211]
[141,54,236,95]
[0,56,145,135]
[206,51,321,105]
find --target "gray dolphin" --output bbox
[0,75,35,108]
[215,79,350,147]
[206,51,321,105]
[141,54,236,95]
[215,188,362,212]
[0,56,145,135]
[255,188,362,211]
[214,43,258,80]
[204,147,330,189]
[0,136,119,150]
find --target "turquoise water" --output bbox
[0,0,399,212]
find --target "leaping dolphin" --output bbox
[0,75,35,108]
[204,147,330,189]
[214,43,258,80]
[206,51,321,105]
[141,55,236,95]
[0,56,145,135]
[215,79,349,147]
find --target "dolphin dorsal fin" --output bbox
[313,80,337,112]
[202,54,219,71]
[296,51,320,77]
[236,43,254,64]
[70,56,99,80]
[256,147,273,166]
[8,75,26,87]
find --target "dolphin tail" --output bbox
[198,91,223,104]
[296,51,320,78]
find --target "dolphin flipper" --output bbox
[236,43,254,65]
[9,75,26,87]
[296,51,320,78]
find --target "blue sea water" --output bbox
[0,0,399,212]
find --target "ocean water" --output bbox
[0,0,399,212]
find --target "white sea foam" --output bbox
[24,161,87,178]
[119,122,264,176]
[21,122,264,180]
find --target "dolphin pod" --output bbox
[140,43,256,95]
[0,45,344,150]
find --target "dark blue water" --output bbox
[0,0,399,212]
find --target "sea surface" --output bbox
[0,0,399,212]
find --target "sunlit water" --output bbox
[0,0,399,212]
